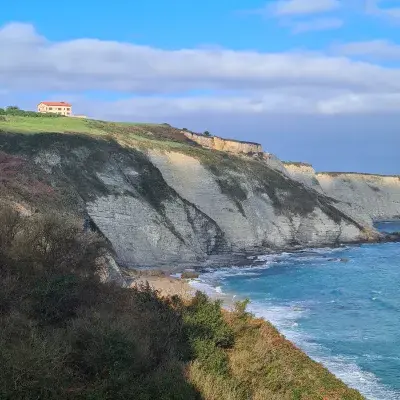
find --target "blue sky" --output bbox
[1,0,400,174]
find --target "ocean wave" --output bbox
[195,265,399,400]
[246,300,399,400]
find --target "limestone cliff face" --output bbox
[317,173,400,221]
[2,133,377,269]
[280,160,400,222]
[283,162,324,193]
[184,132,263,154]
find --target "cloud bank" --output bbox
[0,22,399,174]
[1,22,400,116]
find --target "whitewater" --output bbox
[189,221,400,400]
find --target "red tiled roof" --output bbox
[39,101,71,107]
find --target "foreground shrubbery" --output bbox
[0,106,62,118]
[0,206,364,400]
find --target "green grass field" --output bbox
[0,115,158,135]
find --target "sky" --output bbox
[1,0,400,174]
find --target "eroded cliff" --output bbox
[317,172,400,221]
[280,159,400,223]
[0,126,378,268]
[183,131,263,154]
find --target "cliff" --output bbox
[317,172,400,221]
[0,116,379,268]
[278,158,400,223]
[283,162,324,193]
[184,131,263,154]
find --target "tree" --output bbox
[203,131,211,136]
[6,106,19,111]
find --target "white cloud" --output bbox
[2,22,400,94]
[292,17,343,33]
[334,39,400,60]
[273,0,341,16]
[73,89,400,122]
[2,21,400,121]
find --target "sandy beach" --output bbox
[130,275,195,301]
[129,272,238,308]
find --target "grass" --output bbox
[283,161,313,167]
[317,171,400,178]
[0,115,162,135]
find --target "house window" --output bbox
[58,108,61,110]
[49,107,53,110]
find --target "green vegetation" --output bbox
[0,106,62,118]
[317,171,400,178]
[283,161,313,167]
[0,204,364,400]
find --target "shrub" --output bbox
[0,206,364,400]
[0,207,20,258]
[204,130,211,136]
[9,211,107,276]
[192,339,230,376]
[0,106,62,118]
[184,291,234,348]
[29,274,91,325]
[183,292,234,376]
[233,298,252,319]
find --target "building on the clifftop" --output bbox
[37,101,72,116]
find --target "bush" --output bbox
[9,211,107,276]
[0,207,200,399]
[0,106,63,118]
[184,291,234,348]
[192,339,230,376]
[203,130,211,136]
[0,205,364,400]
[29,274,92,325]
[233,298,252,319]
[183,291,234,376]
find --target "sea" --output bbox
[189,221,400,400]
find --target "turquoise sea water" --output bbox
[192,222,400,400]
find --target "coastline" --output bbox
[130,237,400,400]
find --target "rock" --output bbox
[10,133,380,269]
[96,253,127,287]
[340,258,349,263]
[183,131,263,154]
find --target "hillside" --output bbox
[0,205,364,400]
[0,113,370,399]
[283,159,400,224]
[0,114,378,268]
